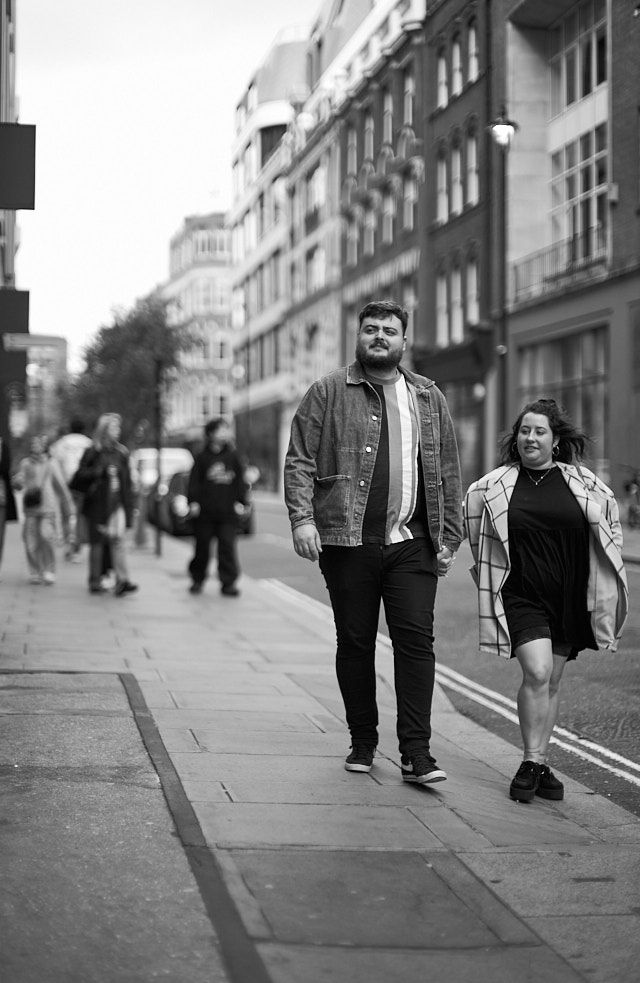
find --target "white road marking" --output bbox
[262,578,640,789]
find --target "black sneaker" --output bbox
[401,752,447,784]
[189,581,203,595]
[221,584,240,597]
[344,744,376,772]
[114,581,138,597]
[536,764,564,801]
[509,760,541,802]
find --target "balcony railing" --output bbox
[512,229,608,304]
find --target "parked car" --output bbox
[147,465,257,537]
[130,447,194,497]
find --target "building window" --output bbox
[403,68,415,126]
[382,191,395,242]
[436,274,449,347]
[437,52,448,108]
[468,21,479,82]
[383,89,393,144]
[550,124,608,260]
[466,133,479,205]
[347,216,359,266]
[347,126,357,175]
[403,176,417,231]
[518,326,608,473]
[364,112,374,161]
[451,146,463,215]
[363,206,376,255]
[466,258,479,325]
[306,164,326,214]
[437,153,449,223]
[450,266,463,342]
[550,1,607,116]
[452,37,463,96]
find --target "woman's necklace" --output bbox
[523,466,554,487]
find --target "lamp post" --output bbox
[489,106,518,436]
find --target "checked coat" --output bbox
[463,463,628,659]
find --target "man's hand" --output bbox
[292,523,322,562]
[437,545,456,578]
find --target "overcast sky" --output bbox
[15,0,321,369]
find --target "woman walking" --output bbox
[14,435,74,584]
[464,398,628,803]
[71,413,138,596]
[0,433,18,577]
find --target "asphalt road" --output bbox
[232,495,640,818]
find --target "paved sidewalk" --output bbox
[1,520,639,983]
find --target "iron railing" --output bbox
[512,229,608,303]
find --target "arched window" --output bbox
[451,144,463,215]
[452,37,463,96]
[466,131,479,205]
[363,206,376,256]
[347,126,357,175]
[347,217,359,266]
[450,266,463,343]
[382,191,395,243]
[466,256,479,325]
[364,112,374,161]
[437,52,448,108]
[468,21,479,82]
[403,175,417,231]
[403,68,415,126]
[437,152,449,223]
[436,273,449,347]
[383,89,393,144]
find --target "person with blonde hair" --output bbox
[13,434,74,584]
[70,413,138,595]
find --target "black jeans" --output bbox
[319,540,438,755]
[189,516,239,588]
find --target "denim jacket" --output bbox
[284,361,464,552]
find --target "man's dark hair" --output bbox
[358,301,409,334]
[69,417,86,434]
[204,417,227,437]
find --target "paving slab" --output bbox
[461,848,640,916]
[526,914,640,983]
[0,671,228,983]
[255,941,587,983]
[152,707,324,732]
[196,801,448,850]
[229,849,507,948]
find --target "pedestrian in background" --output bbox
[464,398,628,803]
[187,418,248,596]
[13,435,74,585]
[49,416,92,562]
[71,413,138,596]
[0,433,18,578]
[284,300,463,784]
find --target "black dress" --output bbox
[502,466,596,659]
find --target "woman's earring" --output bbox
[511,440,518,456]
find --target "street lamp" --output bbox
[489,106,518,435]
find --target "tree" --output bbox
[62,296,194,446]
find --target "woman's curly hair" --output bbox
[498,398,590,465]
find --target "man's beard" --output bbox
[356,338,403,372]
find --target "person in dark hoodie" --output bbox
[187,418,248,596]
